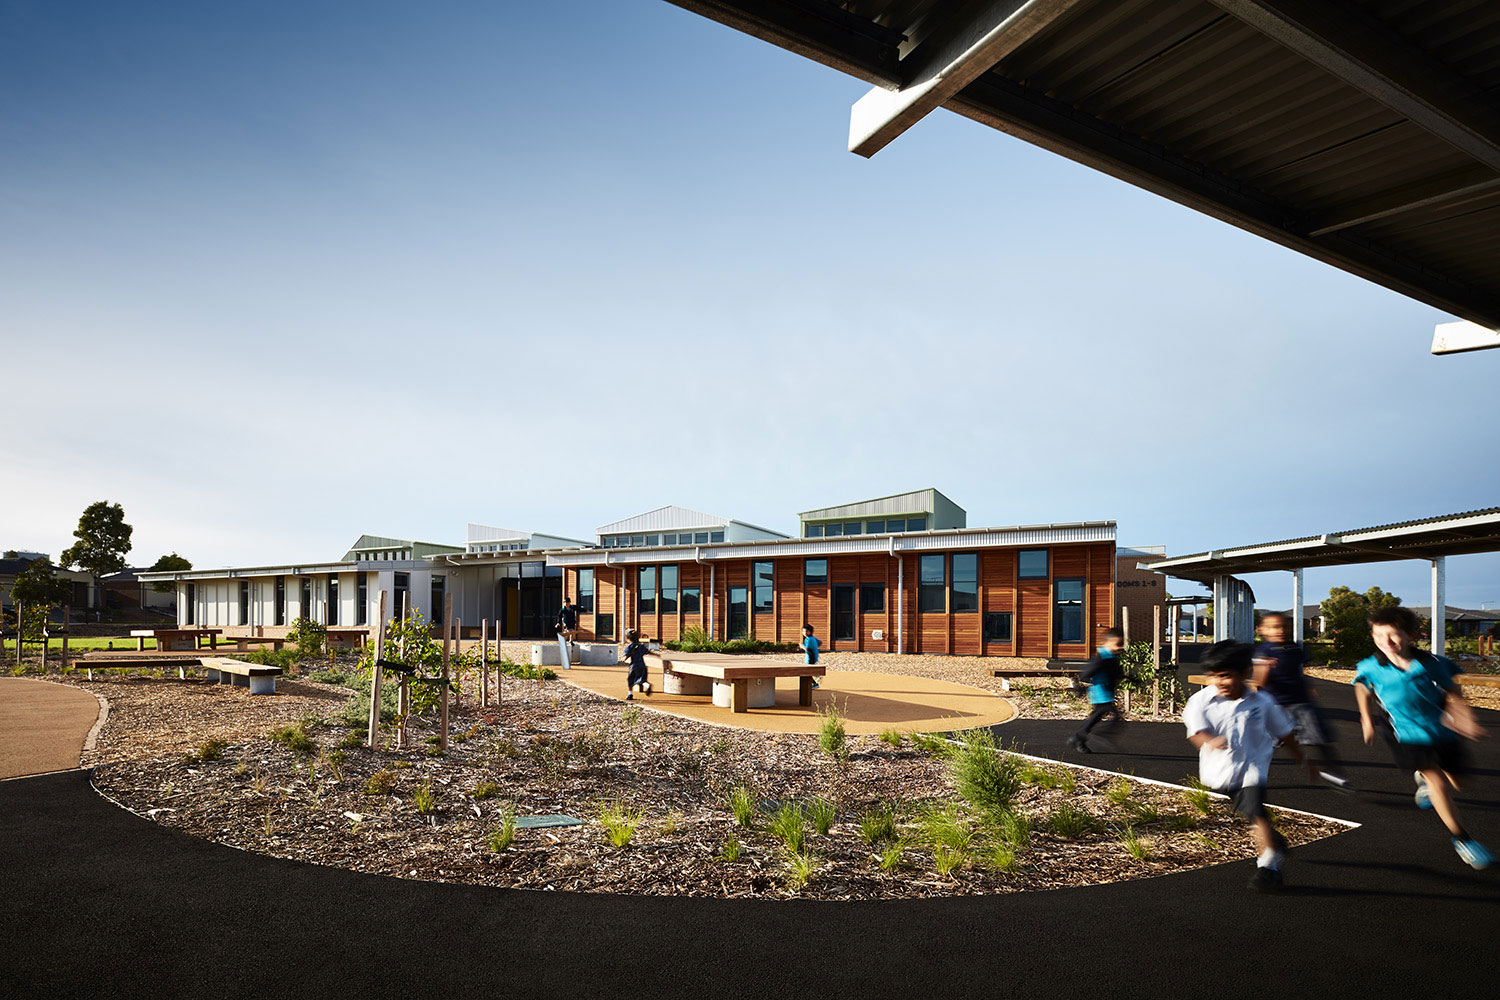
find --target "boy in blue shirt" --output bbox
[801,624,820,690]
[1353,606,1491,869]
[1069,628,1125,753]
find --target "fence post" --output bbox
[61,606,70,674]
[366,591,388,750]
[440,594,452,752]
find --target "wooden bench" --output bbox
[324,628,368,650]
[129,628,222,651]
[200,657,283,695]
[654,652,825,712]
[221,635,287,652]
[78,652,203,681]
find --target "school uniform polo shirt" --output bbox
[1353,651,1459,746]
[1183,688,1294,791]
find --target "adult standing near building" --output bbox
[557,597,579,640]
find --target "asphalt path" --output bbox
[3,684,1498,999]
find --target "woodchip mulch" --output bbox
[61,670,1343,900]
[1308,664,1500,712]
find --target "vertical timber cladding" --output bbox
[778,559,803,642]
[1092,544,1116,649]
[1053,546,1089,660]
[982,548,1016,656]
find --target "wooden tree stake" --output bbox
[60,606,70,675]
[481,617,489,708]
[366,591,388,750]
[1152,604,1162,716]
[440,593,452,752]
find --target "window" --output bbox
[753,561,774,612]
[1055,579,1085,643]
[633,535,646,547]
[919,554,946,612]
[694,532,709,544]
[638,566,656,616]
[276,576,286,626]
[804,558,828,585]
[646,535,660,546]
[662,534,676,545]
[860,583,885,613]
[1018,549,1048,579]
[299,578,311,622]
[824,523,843,537]
[711,531,724,543]
[843,522,861,535]
[596,613,616,640]
[661,565,678,614]
[682,587,701,614]
[603,537,616,548]
[951,554,978,613]
[984,612,1013,643]
[186,583,196,625]
[356,574,368,626]
[866,520,885,533]
[327,574,340,626]
[729,586,749,638]
[521,561,543,578]
[578,568,594,614]
[807,524,823,538]
[907,516,927,531]
[431,575,446,623]
[886,518,905,533]
[239,581,249,626]
[393,572,410,619]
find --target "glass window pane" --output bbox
[866,520,884,533]
[695,532,709,544]
[646,535,659,547]
[860,583,885,613]
[984,612,1013,643]
[824,524,842,537]
[804,558,828,585]
[753,561,774,611]
[906,517,927,532]
[1057,579,1083,602]
[886,519,904,533]
[919,554,945,585]
[844,522,861,535]
[710,531,724,543]
[1018,549,1048,578]
[682,587,700,614]
[807,524,823,537]
[951,553,978,612]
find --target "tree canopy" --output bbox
[147,552,193,593]
[1321,585,1403,665]
[8,557,73,609]
[60,501,133,579]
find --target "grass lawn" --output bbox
[32,636,159,651]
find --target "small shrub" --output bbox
[817,705,848,762]
[662,811,683,836]
[599,801,643,847]
[310,670,349,686]
[1106,778,1133,807]
[919,806,972,853]
[413,780,438,814]
[339,730,365,751]
[1130,801,1161,825]
[988,842,1019,873]
[727,784,757,828]
[768,801,807,854]
[879,841,905,872]
[996,809,1032,849]
[287,617,328,658]
[364,769,396,796]
[909,731,954,758]
[1046,803,1096,839]
[785,851,819,891]
[1120,824,1150,861]
[621,705,642,729]
[933,843,968,877]
[486,812,518,853]
[1057,768,1077,794]
[858,803,898,844]
[1183,777,1213,816]
[807,797,836,836]
[269,723,317,757]
[720,831,743,863]
[326,749,348,782]
[879,728,904,748]
[950,728,1022,818]
[471,781,502,800]
[188,737,228,763]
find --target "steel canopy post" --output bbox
[1432,557,1447,657]
[1291,568,1305,644]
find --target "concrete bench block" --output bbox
[248,675,277,695]
[576,643,618,666]
[714,677,774,709]
[531,642,580,667]
[664,671,713,696]
[231,673,249,688]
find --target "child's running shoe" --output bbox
[1453,838,1493,870]
[642,681,652,695]
[1319,771,1356,795]
[1248,866,1284,892]
[1414,771,1433,810]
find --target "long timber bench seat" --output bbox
[200,657,283,695]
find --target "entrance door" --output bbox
[728,587,749,639]
[833,585,856,644]
[503,582,520,638]
[520,585,545,637]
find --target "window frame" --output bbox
[859,582,885,614]
[239,580,249,627]
[681,586,701,615]
[804,558,828,585]
[660,564,679,615]
[1054,578,1086,644]
[918,554,946,613]
[327,573,340,626]
[356,573,368,626]
[984,611,1014,643]
[578,568,595,614]
[638,565,657,616]
[950,553,978,613]
[1018,548,1049,579]
[753,561,774,613]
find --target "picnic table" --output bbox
[324,628,368,650]
[129,628,222,652]
[653,651,825,713]
[221,635,287,652]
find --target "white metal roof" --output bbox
[596,505,730,534]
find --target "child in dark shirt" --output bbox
[623,629,652,701]
[1069,628,1125,753]
[1253,612,1352,793]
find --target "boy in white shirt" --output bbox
[1184,640,1309,891]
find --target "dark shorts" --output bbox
[626,662,648,688]
[1226,784,1268,820]
[1390,738,1466,776]
[1283,701,1332,746]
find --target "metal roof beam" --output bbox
[849,0,1083,157]
[949,73,1500,329]
[664,0,904,88]
[1205,0,1500,174]
[1307,164,1500,237]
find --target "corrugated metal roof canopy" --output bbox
[1145,507,1500,582]
[668,0,1500,334]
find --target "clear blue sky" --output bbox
[3,0,1497,609]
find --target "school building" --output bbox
[142,490,1122,659]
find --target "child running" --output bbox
[1353,606,1491,869]
[1184,640,1308,891]
[623,629,652,701]
[801,624,821,690]
[1253,611,1354,793]
[1068,628,1125,753]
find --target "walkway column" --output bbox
[896,555,905,655]
[1291,568,1304,644]
[1213,576,1227,642]
[1432,557,1447,657]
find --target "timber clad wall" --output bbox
[563,542,1114,659]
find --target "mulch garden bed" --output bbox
[65,670,1347,900]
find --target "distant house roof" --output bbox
[1406,606,1500,622]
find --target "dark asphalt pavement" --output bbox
[3,684,1498,999]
